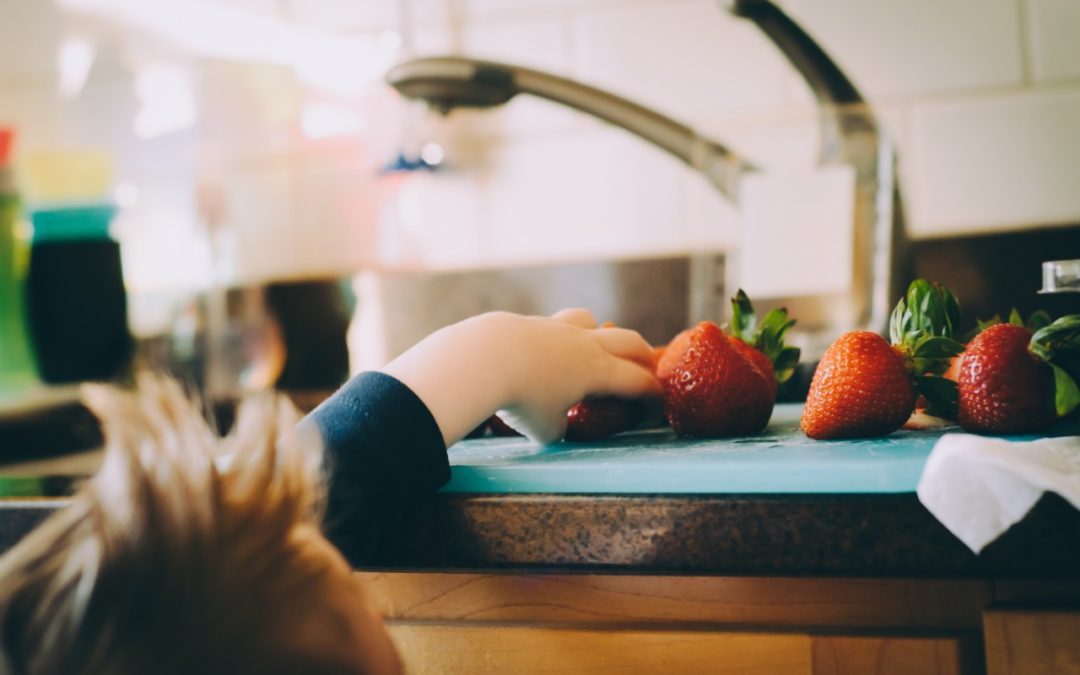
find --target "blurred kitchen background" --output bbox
[2,0,1080,412]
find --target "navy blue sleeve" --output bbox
[301,372,450,566]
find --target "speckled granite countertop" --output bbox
[2,402,1078,578]
[367,491,1080,577]
[1,487,1078,578]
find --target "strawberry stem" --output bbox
[890,279,965,416]
[916,374,958,418]
[729,289,800,384]
[967,308,1053,340]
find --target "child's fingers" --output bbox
[550,308,597,329]
[594,358,663,398]
[500,407,568,445]
[532,415,570,445]
[593,327,657,369]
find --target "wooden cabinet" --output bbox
[390,626,814,675]
[812,636,963,675]
[357,573,987,674]
[357,573,1080,673]
[388,625,966,675]
[984,610,1080,675]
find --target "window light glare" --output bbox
[58,37,96,99]
[420,142,444,166]
[301,103,365,140]
[133,63,198,140]
[114,181,140,208]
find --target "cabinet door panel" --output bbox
[812,635,964,675]
[984,610,1080,675]
[358,572,988,629]
[387,624,812,675]
[387,624,971,675]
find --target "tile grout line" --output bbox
[1017,0,1035,87]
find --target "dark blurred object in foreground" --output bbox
[25,205,131,384]
[266,278,351,390]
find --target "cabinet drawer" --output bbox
[387,624,964,675]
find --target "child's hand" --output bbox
[382,309,661,445]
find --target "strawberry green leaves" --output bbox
[969,308,1053,340]
[1016,309,1053,331]
[1030,315,1080,418]
[889,280,965,416]
[731,289,757,343]
[1050,364,1080,418]
[883,281,1078,426]
[910,336,964,376]
[890,279,961,341]
[890,279,964,366]
[916,375,958,418]
[730,289,800,384]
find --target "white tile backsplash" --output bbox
[781,0,1025,100]
[680,170,739,251]
[1026,0,1080,83]
[739,165,856,298]
[218,159,296,284]
[4,0,1080,289]
[907,88,1080,236]
[115,179,208,293]
[409,19,458,55]
[382,170,485,267]
[224,0,285,21]
[479,127,691,263]
[571,1,795,120]
[693,107,820,172]
[290,156,380,276]
[463,0,578,20]
[284,0,398,33]
[450,15,585,136]
[462,15,570,72]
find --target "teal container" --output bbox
[25,202,131,384]
[29,204,115,243]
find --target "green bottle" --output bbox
[0,129,38,393]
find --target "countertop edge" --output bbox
[2,492,1077,578]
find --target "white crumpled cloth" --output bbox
[916,433,1080,553]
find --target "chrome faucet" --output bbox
[385,0,908,357]
[1041,260,1080,294]
[385,57,750,203]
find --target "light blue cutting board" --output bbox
[442,403,1077,494]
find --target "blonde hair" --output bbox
[0,375,392,675]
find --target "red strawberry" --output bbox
[801,331,917,439]
[727,290,799,399]
[957,323,1055,434]
[937,308,1052,408]
[660,290,798,437]
[729,335,777,400]
[802,279,965,439]
[664,321,775,437]
[565,397,643,442]
[955,311,1080,434]
[656,328,692,383]
[943,354,963,382]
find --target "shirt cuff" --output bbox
[302,371,450,566]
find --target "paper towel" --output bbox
[917,433,1080,553]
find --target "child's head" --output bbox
[0,376,401,675]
